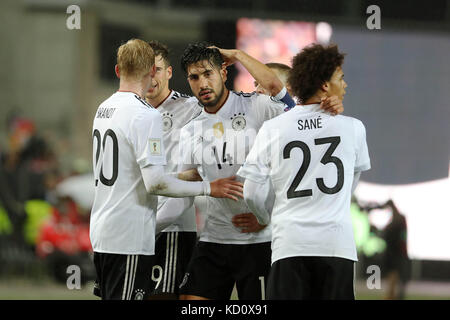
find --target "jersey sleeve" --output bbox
[353,119,371,172]
[252,93,287,125]
[237,122,272,184]
[129,110,167,168]
[177,125,197,172]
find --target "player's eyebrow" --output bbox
[188,68,213,79]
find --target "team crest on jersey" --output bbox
[231,113,246,131]
[162,112,173,132]
[134,289,145,300]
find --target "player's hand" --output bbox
[232,213,267,233]
[208,46,240,68]
[210,176,243,201]
[178,168,203,181]
[320,95,344,115]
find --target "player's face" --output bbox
[187,60,227,108]
[326,67,347,100]
[254,80,269,95]
[146,55,172,100]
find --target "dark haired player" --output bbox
[91,39,243,300]
[176,43,343,300]
[238,44,371,300]
[144,40,203,299]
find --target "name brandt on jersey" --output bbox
[96,107,116,119]
[298,116,322,131]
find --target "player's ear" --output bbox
[167,66,173,80]
[321,81,330,93]
[221,66,228,83]
[115,65,120,78]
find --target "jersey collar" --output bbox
[152,90,173,109]
[296,103,322,113]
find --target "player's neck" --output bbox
[304,93,325,105]
[147,88,172,108]
[204,89,229,114]
[118,80,147,99]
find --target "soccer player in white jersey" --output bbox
[238,44,371,300]
[232,62,295,232]
[90,39,244,300]
[176,43,342,300]
[144,40,202,299]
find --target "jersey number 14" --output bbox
[284,136,344,199]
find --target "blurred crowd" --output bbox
[0,114,94,283]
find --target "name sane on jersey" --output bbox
[298,116,322,131]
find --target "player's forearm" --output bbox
[234,50,284,96]
[177,168,203,181]
[243,179,273,225]
[141,165,210,197]
[156,197,194,234]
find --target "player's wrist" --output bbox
[274,86,287,100]
[203,181,211,196]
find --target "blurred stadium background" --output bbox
[0,0,449,300]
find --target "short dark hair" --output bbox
[148,40,170,67]
[289,44,345,104]
[180,42,224,74]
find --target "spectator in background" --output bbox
[0,117,56,245]
[369,199,410,300]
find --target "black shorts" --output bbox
[93,252,156,300]
[267,256,355,300]
[149,231,197,296]
[179,241,271,300]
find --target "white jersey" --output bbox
[238,104,371,263]
[90,91,166,255]
[155,90,202,232]
[179,90,286,244]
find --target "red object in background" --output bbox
[36,199,92,258]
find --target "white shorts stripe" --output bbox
[126,255,135,300]
[162,233,171,292]
[128,255,138,300]
[122,255,130,300]
[167,232,175,292]
[171,232,179,292]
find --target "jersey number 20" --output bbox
[283,136,344,199]
[93,129,118,186]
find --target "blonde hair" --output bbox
[117,39,155,80]
[266,62,291,86]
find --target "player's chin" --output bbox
[201,98,218,107]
